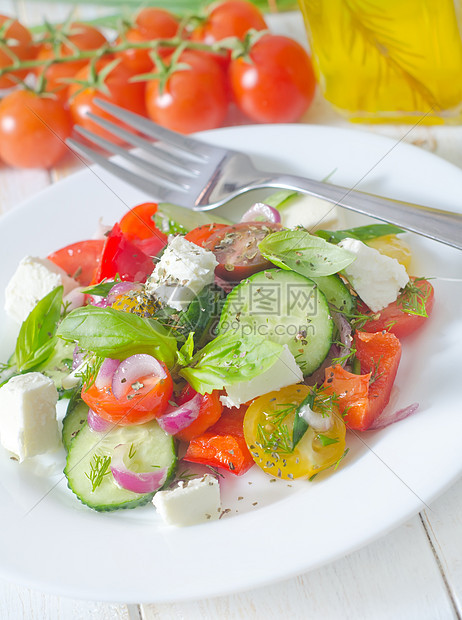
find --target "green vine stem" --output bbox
[0,36,230,78]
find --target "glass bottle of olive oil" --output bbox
[298,0,462,123]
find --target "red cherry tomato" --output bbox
[203,221,281,281]
[145,50,228,134]
[48,239,105,286]
[36,23,107,99]
[184,223,228,247]
[0,15,35,89]
[174,385,223,442]
[358,278,435,339]
[0,90,72,169]
[82,360,173,426]
[230,34,316,123]
[68,59,147,144]
[116,8,180,75]
[191,0,267,44]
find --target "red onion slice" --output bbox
[240,203,281,224]
[106,281,141,305]
[369,403,419,430]
[87,408,113,433]
[110,444,168,494]
[112,354,167,400]
[72,346,84,370]
[157,392,203,435]
[95,358,120,390]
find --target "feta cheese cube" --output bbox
[220,345,303,408]
[338,238,409,312]
[5,256,79,324]
[281,195,345,232]
[145,236,218,311]
[0,372,60,462]
[152,474,221,526]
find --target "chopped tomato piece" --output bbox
[323,331,402,431]
[358,278,434,339]
[185,223,228,247]
[81,361,173,426]
[184,406,254,475]
[48,239,104,286]
[203,221,281,281]
[94,224,155,283]
[174,385,223,442]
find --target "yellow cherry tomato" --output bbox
[243,385,346,480]
[366,234,412,270]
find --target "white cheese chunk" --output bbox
[338,238,409,313]
[0,372,60,462]
[145,235,218,311]
[5,256,79,324]
[152,474,221,526]
[281,194,345,232]
[220,345,303,409]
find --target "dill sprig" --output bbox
[397,277,431,317]
[85,454,111,492]
[77,355,104,392]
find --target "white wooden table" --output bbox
[1,4,462,619]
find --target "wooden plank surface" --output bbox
[0,4,462,619]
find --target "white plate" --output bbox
[0,124,461,604]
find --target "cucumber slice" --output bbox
[310,274,356,314]
[34,338,75,393]
[65,421,176,511]
[62,391,88,452]
[156,202,232,232]
[218,269,333,376]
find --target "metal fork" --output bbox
[67,99,462,251]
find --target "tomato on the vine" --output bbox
[68,58,147,144]
[116,8,180,75]
[0,15,35,89]
[230,34,316,123]
[0,90,72,169]
[36,23,107,99]
[191,0,267,44]
[145,50,228,133]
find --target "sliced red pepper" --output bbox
[184,406,254,475]
[323,331,402,431]
[93,223,155,283]
[174,385,223,442]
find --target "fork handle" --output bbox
[268,174,462,251]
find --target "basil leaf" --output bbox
[15,286,63,372]
[82,278,120,297]
[316,224,405,244]
[57,306,177,367]
[177,332,195,366]
[180,332,284,394]
[292,392,315,449]
[259,229,355,277]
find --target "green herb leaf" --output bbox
[317,434,340,447]
[316,224,405,244]
[57,306,177,367]
[85,454,112,492]
[262,190,299,210]
[15,286,63,372]
[396,278,431,317]
[82,278,120,297]
[292,391,315,449]
[180,332,284,394]
[177,332,195,367]
[259,229,355,277]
